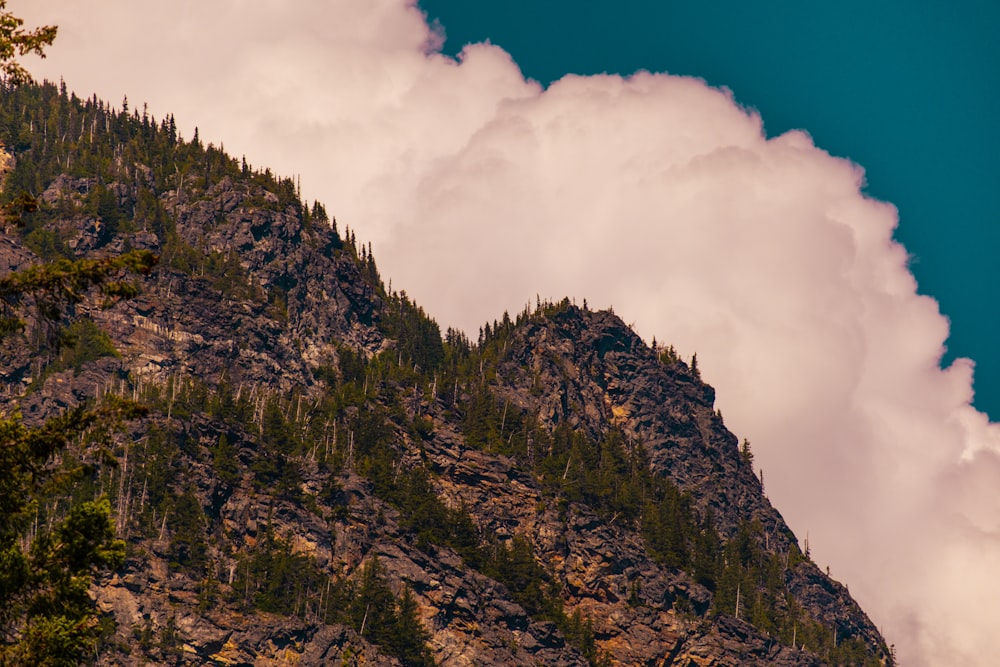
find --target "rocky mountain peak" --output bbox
[0,81,893,666]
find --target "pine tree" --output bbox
[0,1,57,86]
[388,587,434,667]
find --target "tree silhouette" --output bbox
[0,1,57,86]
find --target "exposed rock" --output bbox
[0,83,891,667]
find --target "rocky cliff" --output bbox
[0,81,893,666]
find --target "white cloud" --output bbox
[15,1,1000,663]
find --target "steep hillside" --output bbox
[0,81,893,666]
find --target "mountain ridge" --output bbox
[0,80,893,666]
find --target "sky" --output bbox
[11,1,1000,665]
[419,0,1000,420]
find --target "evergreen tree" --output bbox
[0,397,146,665]
[0,1,57,86]
[390,587,435,667]
[167,485,208,576]
[321,557,435,667]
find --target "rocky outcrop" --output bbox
[1,82,891,666]
[497,307,767,535]
[493,305,885,659]
[96,564,403,667]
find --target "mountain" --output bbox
[0,81,894,666]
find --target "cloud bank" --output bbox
[17,1,1000,663]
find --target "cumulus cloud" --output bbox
[16,1,1000,663]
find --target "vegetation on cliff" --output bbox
[0,47,894,666]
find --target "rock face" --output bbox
[0,82,892,666]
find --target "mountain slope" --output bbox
[0,81,893,666]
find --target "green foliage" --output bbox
[23,316,120,391]
[437,307,887,662]
[379,290,444,373]
[740,438,754,467]
[658,344,681,364]
[712,519,784,621]
[703,517,881,661]
[148,291,882,665]
[274,176,301,215]
[334,558,435,667]
[483,536,561,621]
[391,587,436,667]
[126,425,179,537]
[481,536,609,666]
[231,526,322,616]
[641,479,700,571]
[56,317,118,371]
[85,183,129,239]
[0,496,125,667]
[205,376,254,425]
[384,465,483,567]
[561,608,610,667]
[248,395,305,498]
[0,1,57,86]
[0,192,39,228]
[691,509,722,590]
[0,398,145,543]
[0,250,156,344]
[202,249,255,300]
[233,542,436,665]
[23,225,71,260]
[211,433,240,487]
[454,385,711,586]
[460,386,504,450]
[337,345,368,384]
[167,485,208,576]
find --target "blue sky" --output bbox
[420,0,1000,418]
